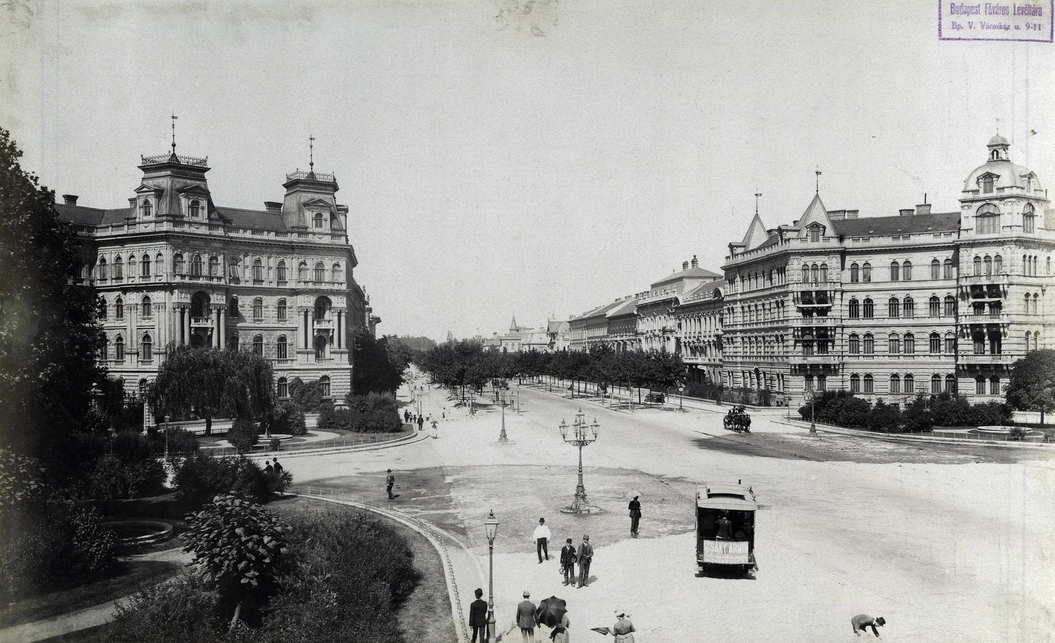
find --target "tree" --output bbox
[352,334,404,394]
[0,128,104,468]
[149,346,275,435]
[1006,349,1055,424]
[183,495,290,630]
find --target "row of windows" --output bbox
[845,373,955,395]
[141,198,337,231]
[97,254,344,283]
[101,333,340,362]
[847,332,955,355]
[276,376,330,399]
[1023,254,1047,276]
[847,296,957,319]
[738,268,788,291]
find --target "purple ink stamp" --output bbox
[940,1,1053,41]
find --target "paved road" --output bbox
[288,381,1054,643]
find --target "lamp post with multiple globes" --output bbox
[559,408,600,514]
[485,510,499,643]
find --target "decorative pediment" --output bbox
[302,197,333,209]
[976,171,999,186]
[176,185,211,197]
[134,184,164,196]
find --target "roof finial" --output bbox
[309,134,315,172]
[754,192,762,216]
[815,166,822,195]
[171,113,178,153]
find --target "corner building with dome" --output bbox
[56,148,374,405]
[722,136,1053,405]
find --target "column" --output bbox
[308,310,314,358]
[219,308,226,350]
[336,311,343,349]
[302,310,309,349]
[182,306,189,345]
[213,308,220,349]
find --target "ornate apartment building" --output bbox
[57,147,371,404]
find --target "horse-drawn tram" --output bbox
[695,482,757,574]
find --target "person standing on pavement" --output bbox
[560,538,577,586]
[469,588,488,643]
[417,415,424,432]
[576,535,593,588]
[273,459,283,475]
[517,590,538,643]
[386,469,395,499]
[609,610,635,643]
[628,496,641,536]
[263,460,273,475]
[533,518,552,563]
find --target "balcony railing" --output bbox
[286,170,336,183]
[141,153,208,167]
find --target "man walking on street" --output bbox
[469,588,488,643]
[560,538,577,586]
[517,590,538,643]
[386,469,395,499]
[577,535,593,588]
[628,495,641,536]
[533,518,551,563]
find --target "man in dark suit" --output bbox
[577,535,594,588]
[469,588,488,643]
[517,590,537,642]
[560,538,577,586]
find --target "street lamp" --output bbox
[498,389,509,443]
[485,510,499,643]
[163,415,171,460]
[678,385,685,411]
[805,390,817,434]
[559,409,600,514]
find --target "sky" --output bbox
[2,0,1053,341]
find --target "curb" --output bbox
[242,430,431,460]
[775,417,1055,450]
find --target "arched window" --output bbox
[862,262,872,282]
[929,332,941,354]
[314,262,326,282]
[945,333,956,354]
[863,374,874,393]
[114,256,124,280]
[811,264,819,283]
[332,263,341,282]
[890,374,901,394]
[1023,203,1036,233]
[208,256,219,277]
[314,212,324,228]
[1025,331,1032,352]
[850,263,859,282]
[253,259,263,283]
[904,333,915,354]
[994,254,1003,274]
[191,254,203,277]
[1033,293,1040,315]
[931,374,942,394]
[863,333,874,355]
[315,297,331,320]
[902,261,912,281]
[277,377,288,398]
[253,335,263,356]
[142,254,151,277]
[944,295,956,317]
[141,199,152,217]
[976,203,1000,234]
[863,298,874,319]
[973,331,986,354]
[99,336,108,361]
[99,299,108,320]
[1025,293,1031,314]
[229,297,240,319]
[976,376,986,395]
[848,299,860,319]
[848,333,860,354]
[1047,257,1051,274]
[253,298,263,320]
[228,258,240,279]
[943,259,954,279]
[888,333,900,354]
[115,297,124,319]
[931,259,940,280]
[319,375,331,397]
[989,376,1000,395]
[98,258,108,280]
[229,334,239,352]
[142,296,152,318]
[1034,332,1041,351]
[277,299,287,322]
[801,265,810,283]
[142,334,153,362]
[890,261,900,282]
[277,336,288,360]
[945,375,956,394]
[850,374,861,393]
[903,297,914,318]
[115,335,125,361]
[129,255,137,277]
[904,374,914,393]
[984,256,992,276]
[888,297,900,318]
[298,261,308,282]
[819,263,828,282]
[174,254,184,275]
[189,200,201,218]
[973,256,982,275]
[929,296,941,317]
[277,261,287,284]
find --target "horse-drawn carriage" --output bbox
[723,405,751,433]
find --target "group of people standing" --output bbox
[403,409,426,432]
[533,518,594,589]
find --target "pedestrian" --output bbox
[469,588,488,643]
[263,459,273,475]
[517,590,538,643]
[628,495,641,536]
[417,415,424,431]
[716,511,733,539]
[851,614,886,637]
[533,518,552,563]
[273,458,283,475]
[609,609,635,643]
[386,469,395,499]
[576,535,593,588]
[559,538,577,586]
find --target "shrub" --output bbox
[288,378,326,413]
[319,393,401,433]
[902,394,933,431]
[226,418,259,454]
[1008,426,1027,441]
[866,399,902,431]
[147,427,200,457]
[109,572,239,643]
[264,401,306,437]
[174,454,286,508]
[86,455,167,500]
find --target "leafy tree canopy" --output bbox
[1006,349,1055,423]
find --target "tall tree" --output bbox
[1005,349,1055,424]
[0,128,103,465]
[352,334,404,394]
[149,346,275,435]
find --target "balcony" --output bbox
[191,316,213,328]
[314,318,334,329]
[960,354,1015,366]
[790,316,839,327]
[961,273,1009,286]
[962,313,1008,325]
[790,353,841,365]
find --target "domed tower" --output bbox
[957,136,1053,401]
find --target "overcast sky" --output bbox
[2,0,1052,340]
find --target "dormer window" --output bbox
[1023,204,1036,233]
[189,200,201,218]
[808,224,823,242]
[141,199,152,217]
[978,173,997,194]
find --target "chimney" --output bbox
[916,203,932,215]
[682,261,689,271]
[264,201,282,213]
[62,194,79,206]
[691,255,699,268]
[899,208,915,216]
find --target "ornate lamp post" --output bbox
[498,390,509,443]
[485,510,499,643]
[163,415,171,460]
[805,390,817,434]
[559,409,600,514]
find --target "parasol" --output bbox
[626,490,642,500]
[535,596,568,628]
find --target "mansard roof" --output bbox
[55,204,131,226]
[650,265,722,288]
[830,211,960,237]
[215,206,289,232]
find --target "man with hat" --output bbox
[851,614,886,637]
[517,590,538,642]
[559,538,577,586]
[576,535,593,588]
